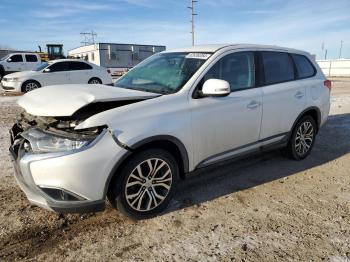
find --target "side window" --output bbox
[8,54,23,62]
[25,55,38,62]
[261,52,294,85]
[291,54,315,79]
[202,52,255,91]
[48,62,69,72]
[69,61,92,70]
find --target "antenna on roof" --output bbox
[187,0,198,46]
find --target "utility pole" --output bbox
[339,40,343,59]
[80,30,97,46]
[188,0,198,46]
[322,41,327,60]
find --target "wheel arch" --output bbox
[103,135,189,198]
[88,77,102,83]
[291,107,321,135]
[21,79,41,92]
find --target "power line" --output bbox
[80,30,97,46]
[187,0,198,46]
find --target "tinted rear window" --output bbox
[69,61,92,70]
[25,55,38,62]
[261,52,294,85]
[291,54,315,79]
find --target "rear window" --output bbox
[25,54,38,62]
[68,61,92,70]
[261,52,294,85]
[291,54,315,79]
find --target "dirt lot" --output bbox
[0,82,350,261]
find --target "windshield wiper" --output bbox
[117,85,160,94]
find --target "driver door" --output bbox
[190,51,263,167]
[6,54,25,72]
[41,61,70,86]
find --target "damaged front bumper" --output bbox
[9,123,128,213]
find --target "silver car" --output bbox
[10,44,330,219]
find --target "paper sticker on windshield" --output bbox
[186,53,211,59]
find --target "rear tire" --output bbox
[88,78,102,84]
[285,115,316,160]
[21,80,41,93]
[108,149,179,220]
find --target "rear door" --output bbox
[259,51,306,140]
[68,61,93,84]
[41,61,70,86]
[24,54,40,70]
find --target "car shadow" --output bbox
[167,112,350,213]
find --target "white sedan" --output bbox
[1,59,113,92]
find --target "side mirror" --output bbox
[7,58,12,62]
[43,68,51,73]
[201,79,230,97]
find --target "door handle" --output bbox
[294,91,304,99]
[247,100,261,109]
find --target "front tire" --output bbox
[0,66,4,80]
[108,149,179,220]
[21,80,41,93]
[286,115,316,160]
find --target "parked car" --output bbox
[9,44,330,219]
[0,53,41,80]
[1,59,113,92]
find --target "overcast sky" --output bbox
[0,0,349,59]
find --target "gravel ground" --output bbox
[0,83,349,261]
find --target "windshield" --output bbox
[0,54,10,61]
[33,62,49,71]
[115,52,211,94]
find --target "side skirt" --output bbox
[192,133,289,172]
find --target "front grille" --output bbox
[2,85,15,90]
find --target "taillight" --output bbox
[107,69,111,74]
[324,80,332,91]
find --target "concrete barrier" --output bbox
[317,59,350,77]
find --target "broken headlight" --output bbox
[21,128,95,153]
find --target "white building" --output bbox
[68,43,166,75]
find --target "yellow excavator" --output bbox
[37,44,65,61]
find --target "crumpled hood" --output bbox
[17,84,159,117]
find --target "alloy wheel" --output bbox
[25,82,39,92]
[89,79,101,84]
[295,121,314,156]
[125,158,173,212]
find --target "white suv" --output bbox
[10,44,330,219]
[1,59,113,92]
[0,53,41,79]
